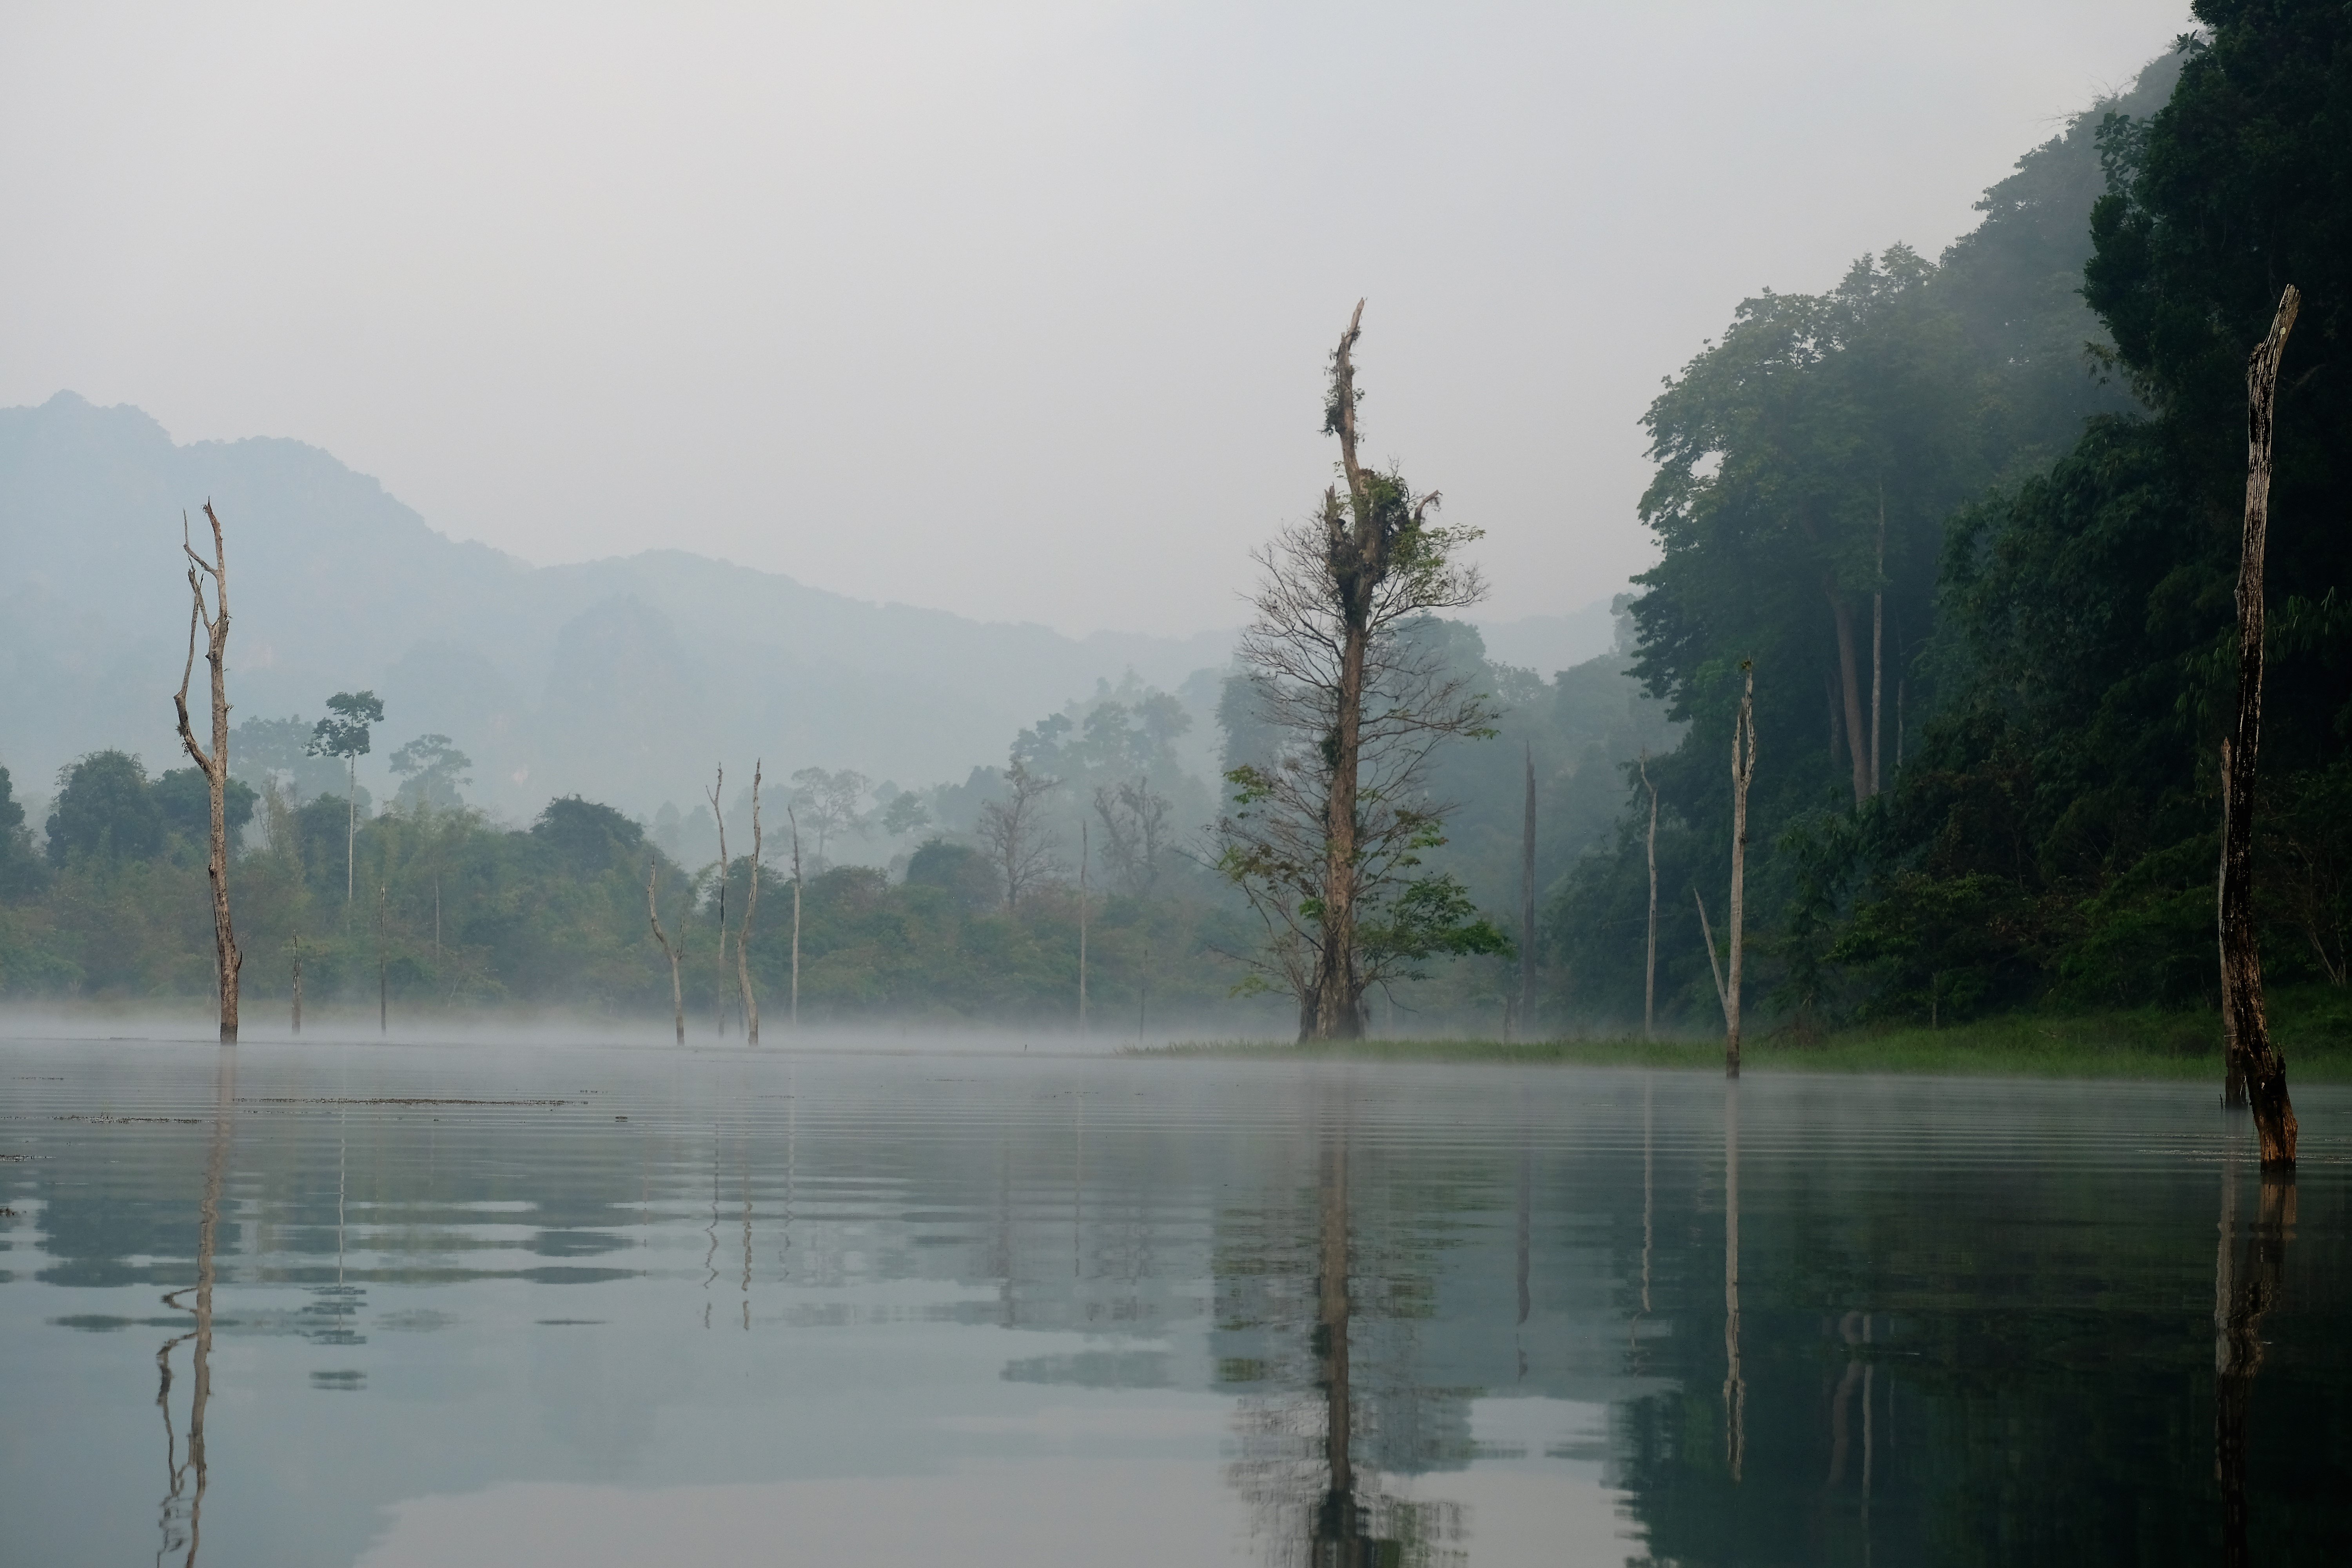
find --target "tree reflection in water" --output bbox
[2214,1141,2292,1568]
[1722,1079,1744,1485]
[1230,1091,1463,1568]
[154,1046,234,1568]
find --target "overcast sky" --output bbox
[1,2,2187,638]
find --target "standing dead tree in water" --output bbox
[1639,750,1659,1041]
[1726,661,1756,1076]
[1517,745,1536,1038]
[2218,286,2301,1167]
[706,764,730,1039]
[786,804,804,1028]
[1218,302,1505,1041]
[172,502,243,1043]
[976,757,1063,913]
[647,862,686,1045]
[736,762,763,1046]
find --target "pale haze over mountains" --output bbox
[0,392,1611,824]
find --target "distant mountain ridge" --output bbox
[0,392,1234,817]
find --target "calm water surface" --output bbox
[0,1040,2345,1566]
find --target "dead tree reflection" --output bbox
[156,1047,234,1568]
[1723,1079,1745,1483]
[1230,1096,1462,1568]
[2215,1149,2292,1568]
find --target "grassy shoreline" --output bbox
[1136,993,2352,1081]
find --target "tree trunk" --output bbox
[707,766,729,1039]
[1871,493,1885,797]
[648,863,685,1046]
[291,935,303,1036]
[1824,583,1869,805]
[1312,545,1370,1041]
[1307,305,1378,1044]
[2219,286,2300,1167]
[346,756,357,913]
[377,883,388,1035]
[1641,752,1659,1041]
[1519,745,1536,1037]
[788,808,802,1029]
[1078,819,1090,1033]
[737,762,762,1046]
[172,502,242,1043]
[1727,662,1756,1075]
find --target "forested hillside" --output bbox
[1552,4,2350,1033]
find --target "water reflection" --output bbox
[0,1049,2344,1567]
[1230,1089,1463,1568]
[154,1047,234,1568]
[2214,1146,2292,1568]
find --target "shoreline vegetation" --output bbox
[1137,987,2352,1082]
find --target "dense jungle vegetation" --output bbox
[1551,2,2352,1033]
[0,1,2345,1037]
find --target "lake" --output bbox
[2,1038,2345,1566]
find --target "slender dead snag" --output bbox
[707,765,729,1039]
[737,762,762,1046]
[2219,285,2300,1167]
[1871,490,1885,797]
[1640,751,1659,1041]
[787,805,803,1029]
[290,935,303,1036]
[173,502,242,1044]
[377,884,388,1035]
[1519,744,1536,1036]
[648,862,686,1046]
[1726,661,1756,1076]
[1078,819,1090,1033]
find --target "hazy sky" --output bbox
[1,2,2187,638]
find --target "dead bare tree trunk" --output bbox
[2219,285,2300,1168]
[787,806,803,1029]
[172,501,242,1044]
[1871,490,1885,797]
[648,862,685,1046]
[377,883,388,1035]
[737,761,762,1046]
[290,935,303,1036]
[1727,662,1756,1076]
[1078,819,1090,1033]
[1641,751,1659,1041]
[706,765,729,1039]
[1519,744,1536,1036]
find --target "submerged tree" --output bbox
[1726,662,1756,1075]
[171,503,243,1043]
[1218,302,1506,1040]
[2218,288,2300,1167]
[307,690,383,912]
[737,762,763,1045]
[647,861,686,1046]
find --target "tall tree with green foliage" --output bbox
[309,690,383,911]
[1219,303,1507,1039]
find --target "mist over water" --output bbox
[3,1038,2345,1566]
